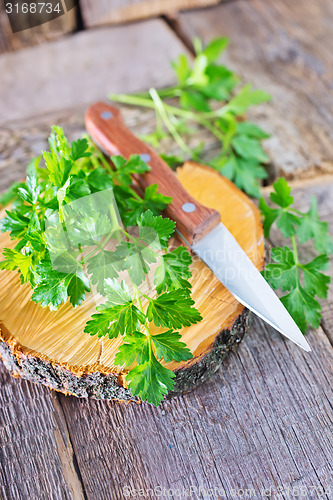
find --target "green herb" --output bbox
[0,126,202,405]
[110,37,271,198]
[260,178,332,333]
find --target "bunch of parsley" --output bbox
[0,126,202,405]
[110,37,271,198]
[260,178,333,333]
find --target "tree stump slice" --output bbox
[0,162,265,402]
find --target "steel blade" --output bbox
[192,223,311,352]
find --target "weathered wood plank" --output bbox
[0,366,84,499]
[58,314,333,499]
[0,1,77,54]
[80,0,220,28]
[0,105,164,193]
[178,0,333,179]
[0,19,187,124]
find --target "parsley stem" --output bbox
[110,91,227,153]
[132,282,151,337]
[81,246,99,262]
[290,208,304,216]
[109,204,122,243]
[110,92,213,122]
[291,235,299,265]
[149,88,193,157]
[99,154,114,175]
[198,118,225,141]
[128,86,181,100]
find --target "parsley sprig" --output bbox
[260,178,333,333]
[0,126,202,405]
[110,37,271,198]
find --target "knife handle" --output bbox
[85,102,220,245]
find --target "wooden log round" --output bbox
[0,162,265,402]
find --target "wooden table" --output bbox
[0,1,332,498]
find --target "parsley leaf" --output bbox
[281,287,322,333]
[259,178,301,238]
[84,279,146,338]
[225,84,271,115]
[297,197,333,254]
[84,302,145,338]
[0,209,31,239]
[0,248,34,283]
[155,247,192,294]
[138,210,175,249]
[67,271,91,307]
[32,259,69,310]
[116,327,193,406]
[151,330,193,362]
[114,331,149,367]
[111,155,150,187]
[147,290,202,329]
[86,251,121,294]
[126,355,175,406]
[122,184,172,226]
[71,138,91,161]
[264,246,298,291]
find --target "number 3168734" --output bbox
[6,3,62,14]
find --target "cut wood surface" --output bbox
[179,0,333,179]
[79,0,220,27]
[0,161,264,399]
[0,1,77,54]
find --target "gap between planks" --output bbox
[52,393,87,500]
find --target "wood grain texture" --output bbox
[0,368,83,500]
[0,19,187,124]
[79,0,220,28]
[58,314,333,500]
[178,0,333,179]
[0,1,76,54]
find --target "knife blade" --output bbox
[85,102,311,352]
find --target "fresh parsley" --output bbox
[110,37,271,198]
[260,178,332,333]
[0,126,202,405]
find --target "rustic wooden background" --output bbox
[0,0,332,499]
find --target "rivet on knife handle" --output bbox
[85,102,221,245]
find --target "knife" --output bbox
[85,102,311,352]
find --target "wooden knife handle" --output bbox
[85,102,220,245]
